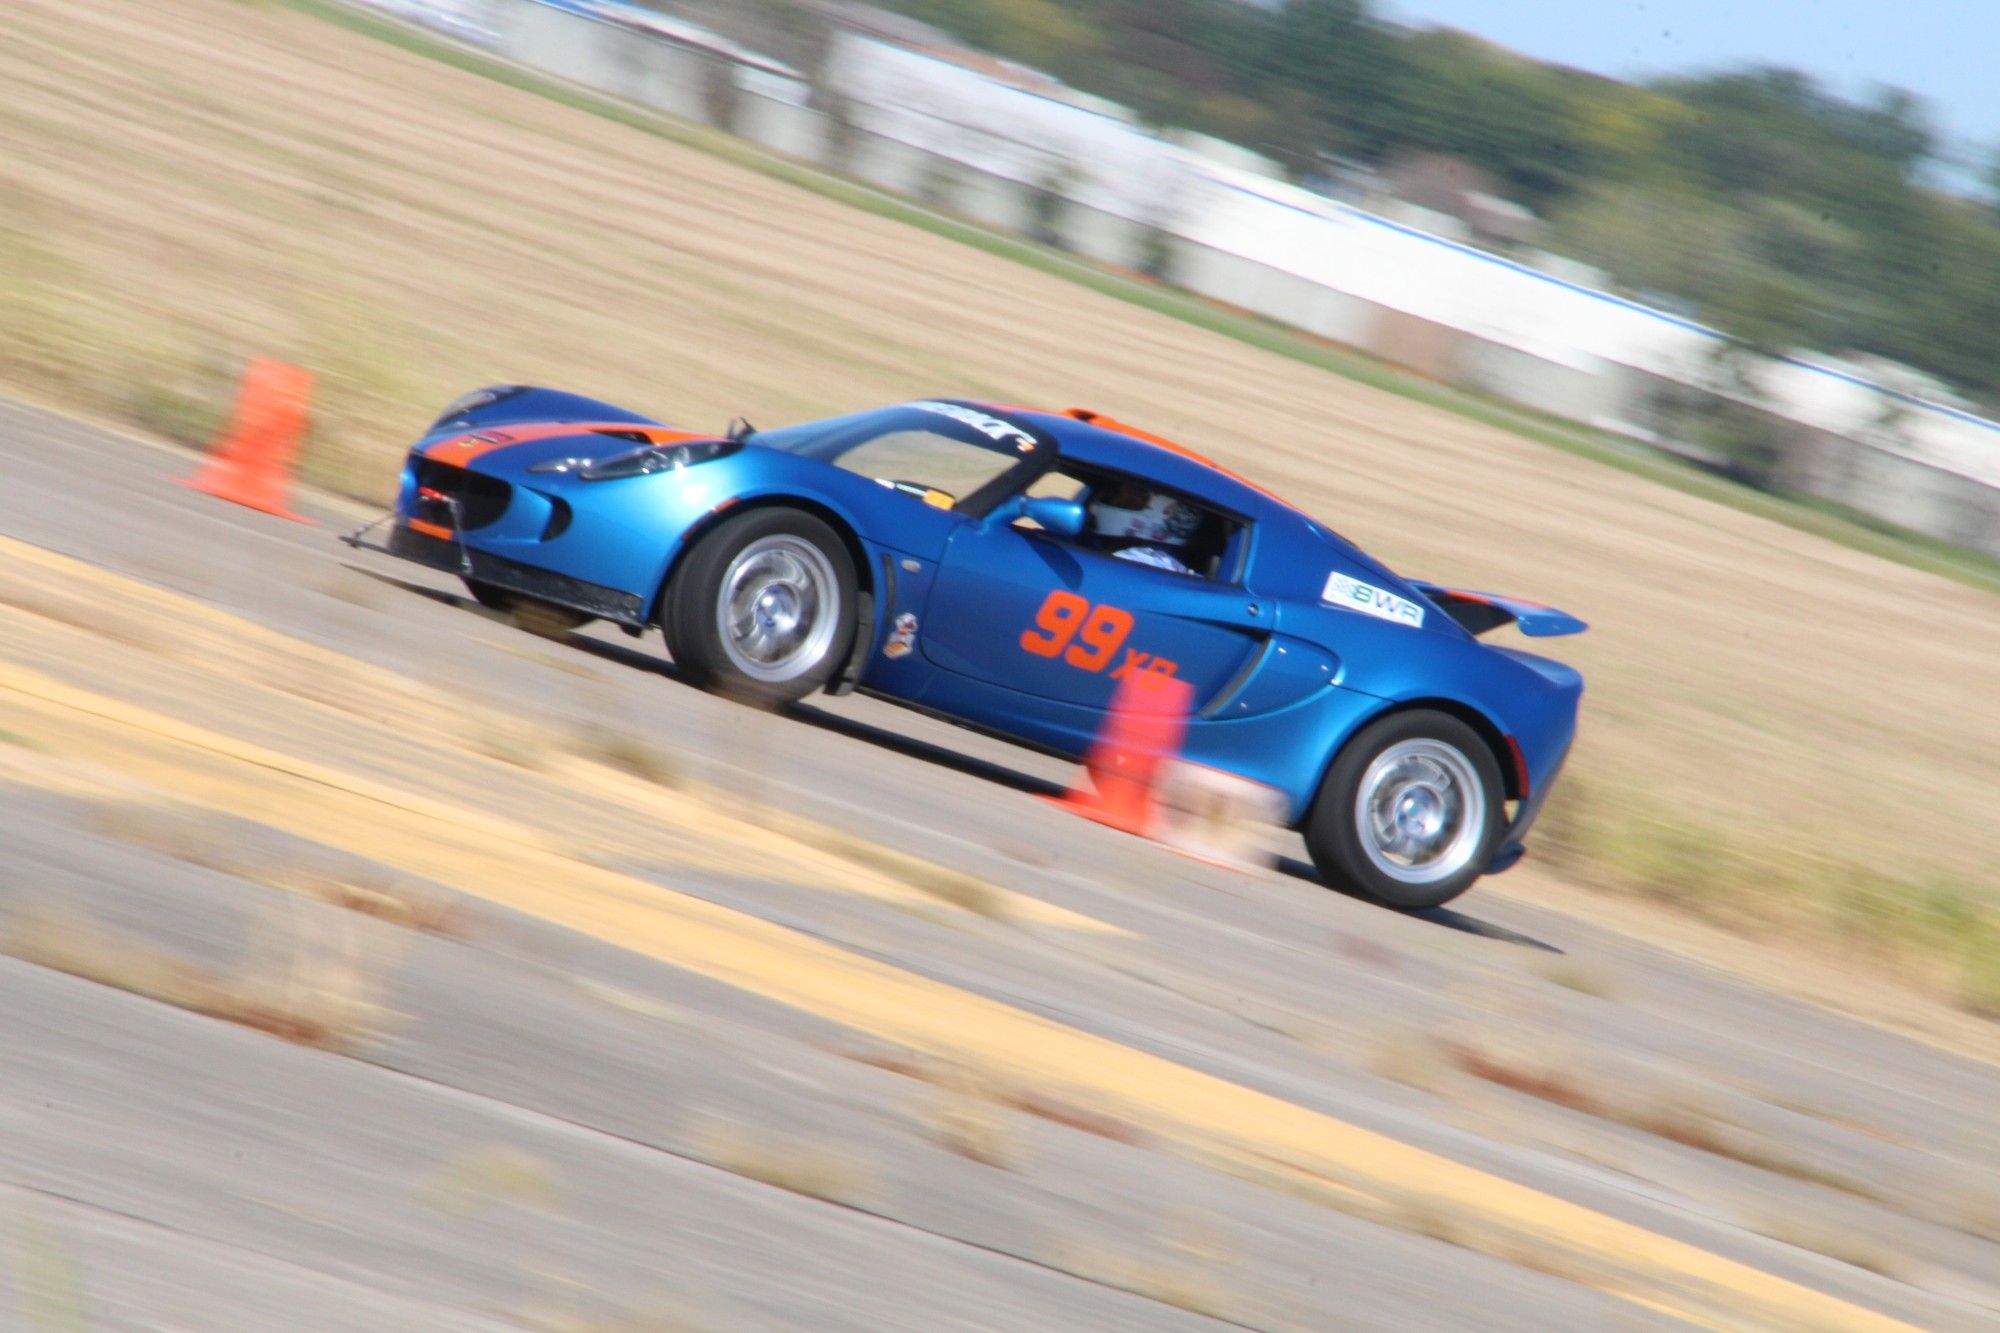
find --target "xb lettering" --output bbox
[1109,647,1178,680]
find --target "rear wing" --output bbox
[1410,582,1587,638]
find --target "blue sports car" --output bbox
[354,387,1585,908]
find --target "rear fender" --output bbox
[1359,697,1525,802]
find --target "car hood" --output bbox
[417,422,718,477]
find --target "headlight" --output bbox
[528,438,738,480]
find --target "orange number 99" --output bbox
[1064,605,1133,671]
[1020,589,1090,657]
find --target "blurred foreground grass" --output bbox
[1539,778,2000,1017]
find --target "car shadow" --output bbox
[345,567,494,615]
[561,631,684,681]
[530,620,1067,801]
[1274,856,1565,953]
[784,702,1067,802]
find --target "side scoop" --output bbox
[1410,582,1588,638]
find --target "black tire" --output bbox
[1303,709,1504,910]
[462,578,515,611]
[660,507,858,707]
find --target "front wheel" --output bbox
[462,578,514,611]
[660,508,857,708]
[1303,710,1504,910]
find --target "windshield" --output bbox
[749,401,1049,512]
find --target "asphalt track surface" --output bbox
[0,396,1996,1331]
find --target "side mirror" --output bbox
[988,495,1085,538]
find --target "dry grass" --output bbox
[11,1195,89,1333]
[570,726,683,790]
[0,585,158,649]
[1442,1038,1883,1199]
[519,1312,704,1333]
[470,716,555,770]
[289,871,466,937]
[858,1044,1634,1305]
[1121,1262,1227,1320]
[1754,1216,1903,1280]
[83,801,244,873]
[1368,1028,1460,1095]
[1537,960,1617,998]
[84,799,467,936]
[1331,932,1405,972]
[814,833,1010,921]
[6,0,2000,1001]
[507,599,591,641]
[316,569,388,609]
[928,1071,1015,1169]
[420,1145,562,1218]
[850,1050,1146,1146]
[1060,1229,1231,1321]
[1945,1188,2000,1245]
[1538,781,2000,1016]
[1445,1040,1611,1118]
[744,807,1014,922]
[3,899,409,1051]
[1204,1146,1613,1296]
[700,1125,864,1206]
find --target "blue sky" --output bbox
[1382,1,1998,174]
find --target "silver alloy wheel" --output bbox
[716,534,841,683]
[1353,737,1487,885]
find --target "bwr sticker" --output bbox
[1020,590,1179,679]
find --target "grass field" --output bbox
[3,0,1997,1011]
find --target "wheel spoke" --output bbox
[712,531,843,684]
[1352,736,1489,886]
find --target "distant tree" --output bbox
[1372,29,1603,203]
[1656,67,1934,205]
[888,0,1095,70]
[1550,182,1763,313]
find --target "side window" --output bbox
[1024,471,1088,500]
[1012,465,1244,582]
[1007,469,1090,529]
[832,430,1018,510]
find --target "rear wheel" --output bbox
[661,508,857,707]
[1304,710,1503,909]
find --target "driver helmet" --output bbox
[1087,480,1202,548]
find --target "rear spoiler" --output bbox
[1410,582,1587,638]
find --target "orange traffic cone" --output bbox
[1045,668,1194,837]
[179,357,314,522]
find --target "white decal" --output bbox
[882,611,919,660]
[908,401,1036,450]
[1322,571,1425,628]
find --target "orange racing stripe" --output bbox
[423,422,710,470]
[1061,408,1303,512]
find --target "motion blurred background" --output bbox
[3,1,2000,1326]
